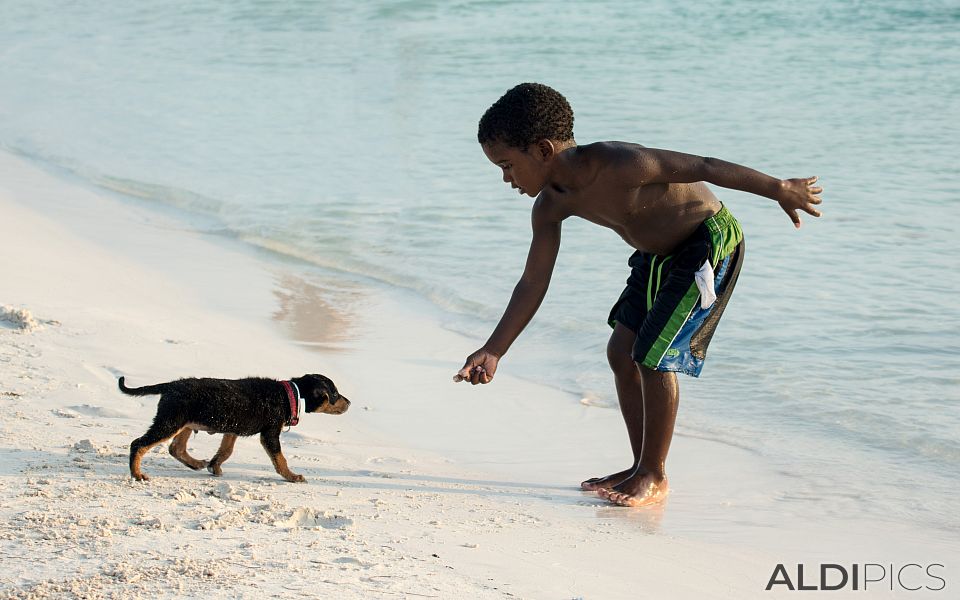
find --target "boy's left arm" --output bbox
[630,147,824,228]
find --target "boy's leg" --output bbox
[597,242,700,506]
[598,207,743,506]
[581,323,644,491]
[598,366,677,506]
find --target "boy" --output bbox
[454,83,823,507]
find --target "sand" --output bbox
[1,149,954,599]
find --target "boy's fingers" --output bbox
[454,363,479,383]
[807,176,818,184]
[454,358,492,384]
[810,186,823,195]
[804,206,822,217]
[784,206,800,225]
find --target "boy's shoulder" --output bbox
[567,141,644,173]
[577,140,642,157]
[554,142,646,190]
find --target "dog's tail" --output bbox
[118,376,168,396]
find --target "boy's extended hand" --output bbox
[777,176,823,228]
[454,349,500,385]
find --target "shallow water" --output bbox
[1,0,958,534]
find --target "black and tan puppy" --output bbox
[119,374,349,482]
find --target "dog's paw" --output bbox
[132,473,151,482]
[286,474,306,483]
[207,463,223,477]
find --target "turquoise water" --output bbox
[1,1,958,534]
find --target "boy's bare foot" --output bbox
[598,470,668,507]
[580,465,636,491]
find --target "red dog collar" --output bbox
[281,380,299,426]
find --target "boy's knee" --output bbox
[606,344,636,376]
[607,323,644,377]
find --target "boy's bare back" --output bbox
[484,139,820,259]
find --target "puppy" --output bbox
[119,374,349,482]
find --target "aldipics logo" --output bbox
[766,563,947,592]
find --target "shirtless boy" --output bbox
[454,83,823,507]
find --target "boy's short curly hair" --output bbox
[478,83,574,149]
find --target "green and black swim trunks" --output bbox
[608,204,744,377]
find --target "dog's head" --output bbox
[294,374,350,415]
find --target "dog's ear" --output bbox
[306,375,332,402]
[318,374,341,392]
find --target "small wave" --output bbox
[2,142,225,215]
[95,175,225,214]
[234,232,497,320]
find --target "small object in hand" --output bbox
[454,365,485,382]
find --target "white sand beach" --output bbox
[1,149,954,599]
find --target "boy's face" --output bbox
[481,140,553,198]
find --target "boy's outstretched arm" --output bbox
[628,147,824,228]
[455,198,563,385]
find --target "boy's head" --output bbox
[478,83,574,149]
[478,83,575,197]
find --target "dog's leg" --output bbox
[207,434,238,477]
[168,428,208,471]
[259,429,304,483]
[130,423,187,481]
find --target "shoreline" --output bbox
[1,149,954,597]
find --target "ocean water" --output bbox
[1,1,958,535]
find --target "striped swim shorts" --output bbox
[608,204,744,377]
